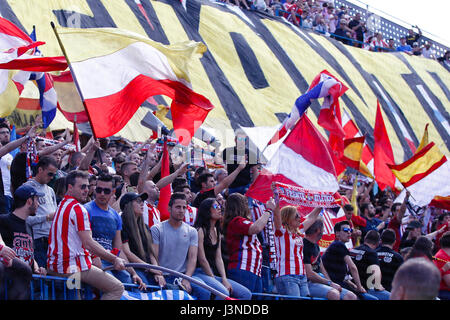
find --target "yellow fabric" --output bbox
[0,70,21,117]
[55,27,206,83]
[415,123,429,154]
[391,144,445,184]
[344,139,364,162]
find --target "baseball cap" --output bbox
[14,184,44,200]
[119,192,148,211]
[406,220,422,230]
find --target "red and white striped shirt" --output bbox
[47,196,92,274]
[226,216,263,276]
[143,201,161,228]
[251,200,277,270]
[274,225,305,277]
[184,205,197,226]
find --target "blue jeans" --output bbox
[33,237,49,269]
[0,195,12,215]
[338,281,378,300]
[274,274,310,298]
[367,288,390,300]
[227,268,263,294]
[194,268,252,300]
[163,274,211,300]
[101,260,133,285]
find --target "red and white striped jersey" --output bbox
[225,216,263,276]
[250,199,277,270]
[274,225,305,277]
[47,196,92,274]
[183,205,197,226]
[143,201,161,228]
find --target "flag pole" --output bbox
[50,21,98,141]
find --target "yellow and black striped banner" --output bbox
[1,0,448,164]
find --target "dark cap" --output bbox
[406,220,422,230]
[14,184,45,200]
[119,192,148,211]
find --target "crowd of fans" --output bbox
[0,115,448,300]
[214,0,449,65]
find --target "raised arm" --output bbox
[0,124,38,158]
[248,197,274,235]
[302,207,322,232]
[214,160,246,196]
[156,163,189,190]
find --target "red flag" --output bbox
[246,114,339,204]
[374,101,395,190]
[157,139,171,221]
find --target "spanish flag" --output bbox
[54,26,214,144]
[388,142,450,207]
[341,136,365,170]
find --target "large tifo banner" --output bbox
[2,0,449,161]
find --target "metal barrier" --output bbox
[2,264,325,300]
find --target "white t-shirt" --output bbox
[422,47,434,59]
[0,153,13,197]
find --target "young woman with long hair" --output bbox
[194,197,252,299]
[120,192,165,287]
[273,203,322,298]
[222,193,274,294]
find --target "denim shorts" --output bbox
[307,281,352,300]
[274,274,310,298]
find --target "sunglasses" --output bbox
[212,203,221,210]
[47,172,55,177]
[134,198,143,204]
[95,187,112,195]
[79,184,89,190]
[342,227,353,233]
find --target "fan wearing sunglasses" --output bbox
[47,170,126,300]
[85,174,146,290]
[23,156,59,269]
[322,221,378,300]
[193,198,252,299]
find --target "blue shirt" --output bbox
[397,45,412,52]
[361,216,382,240]
[85,200,122,251]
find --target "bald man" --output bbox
[390,257,441,300]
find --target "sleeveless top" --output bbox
[197,227,220,275]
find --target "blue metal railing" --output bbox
[273,8,397,53]
[2,270,324,300]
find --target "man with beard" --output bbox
[24,156,59,269]
[85,174,146,290]
[0,122,38,214]
[359,203,385,240]
[0,184,46,299]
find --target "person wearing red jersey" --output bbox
[272,203,321,298]
[223,193,273,294]
[434,213,450,251]
[47,170,126,300]
[387,191,410,252]
[283,0,303,27]
[174,184,198,226]
[433,231,450,300]
[141,180,161,228]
